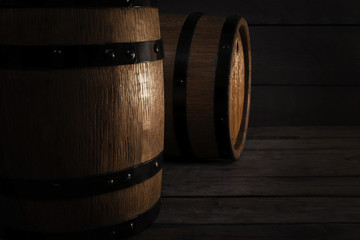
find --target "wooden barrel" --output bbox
[0,1,164,239]
[161,13,251,161]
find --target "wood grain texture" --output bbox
[163,149,360,177]
[185,15,224,159]
[163,175,360,197]
[229,36,245,151]
[247,126,360,139]
[130,224,360,240]
[0,7,164,233]
[245,139,360,150]
[160,14,187,158]
[229,17,251,158]
[0,8,160,44]
[0,172,162,232]
[157,197,360,224]
[0,62,164,179]
[161,14,251,160]
[159,0,360,25]
[133,127,360,239]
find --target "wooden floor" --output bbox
[131,126,360,239]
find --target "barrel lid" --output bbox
[0,0,158,8]
[214,15,251,161]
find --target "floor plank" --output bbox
[165,149,360,177]
[247,126,360,139]
[149,127,360,239]
[157,197,360,224]
[244,138,360,150]
[250,86,360,126]
[131,224,360,240]
[163,176,360,197]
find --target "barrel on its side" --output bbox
[161,13,251,161]
[0,2,164,239]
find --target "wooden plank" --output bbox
[131,224,360,240]
[156,197,360,224]
[251,27,360,85]
[244,139,360,150]
[250,86,360,126]
[247,126,360,139]
[159,0,360,25]
[162,176,360,197]
[164,150,360,177]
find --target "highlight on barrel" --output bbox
[161,13,251,161]
[0,1,164,239]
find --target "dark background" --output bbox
[160,0,360,127]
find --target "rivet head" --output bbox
[220,117,226,124]
[130,223,134,229]
[126,49,136,61]
[177,79,185,86]
[52,49,64,63]
[222,45,230,49]
[155,161,159,168]
[107,179,114,185]
[123,0,133,7]
[154,43,160,54]
[110,230,116,236]
[104,49,116,61]
[127,173,132,180]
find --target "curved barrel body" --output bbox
[0,1,164,239]
[161,13,251,161]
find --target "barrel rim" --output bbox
[0,0,159,8]
[231,17,251,159]
[214,15,251,161]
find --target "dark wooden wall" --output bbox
[160,0,360,126]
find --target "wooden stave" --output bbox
[0,7,164,236]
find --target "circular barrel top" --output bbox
[227,17,251,160]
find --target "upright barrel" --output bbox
[161,13,251,161]
[0,1,164,239]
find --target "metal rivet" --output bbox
[220,117,226,124]
[177,79,184,86]
[104,49,116,61]
[123,0,133,7]
[126,49,136,61]
[155,161,159,168]
[127,173,132,180]
[110,230,116,236]
[222,45,230,49]
[154,43,160,54]
[107,179,114,185]
[130,223,134,229]
[52,49,64,63]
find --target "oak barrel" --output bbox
[0,1,164,239]
[161,13,251,161]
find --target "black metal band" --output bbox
[0,152,163,200]
[0,0,158,8]
[214,15,242,160]
[0,39,163,70]
[0,199,161,240]
[173,12,204,158]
